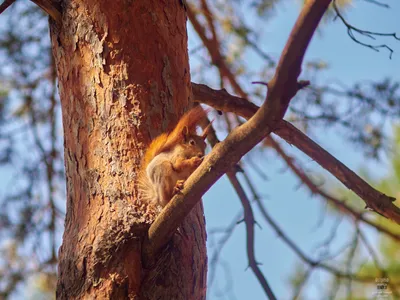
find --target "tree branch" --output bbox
[255,198,397,283]
[208,212,242,288]
[363,0,389,8]
[30,0,61,22]
[333,0,399,59]
[268,136,400,243]
[187,3,246,96]
[227,172,277,300]
[192,82,400,225]
[142,0,332,266]
[0,0,62,22]
[1,0,62,22]
[275,122,400,220]
[0,0,15,15]
[199,113,277,299]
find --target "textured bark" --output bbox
[50,1,207,299]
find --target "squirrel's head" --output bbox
[180,124,211,158]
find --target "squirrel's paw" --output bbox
[173,179,185,195]
[190,156,203,168]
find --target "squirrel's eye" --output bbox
[189,139,196,146]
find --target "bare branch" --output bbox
[30,0,61,22]
[269,137,400,243]
[290,267,314,300]
[208,212,242,288]
[187,3,246,96]
[275,122,400,222]
[0,0,15,15]
[143,0,332,265]
[200,0,219,48]
[200,111,277,298]
[255,197,387,283]
[227,172,277,300]
[192,82,258,119]
[333,0,399,58]
[192,82,400,225]
[1,0,62,22]
[363,0,390,8]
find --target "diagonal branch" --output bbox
[30,0,61,22]
[0,0,15,15]
[237,145,398,296]
[255,198,400,284]
[142,0,332,267]
[268,136,400,243]
[192,82,400,225]
[275,122,400,221]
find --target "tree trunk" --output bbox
[50,1,207,298]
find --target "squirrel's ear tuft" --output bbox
[201,120,213,140]
[182,126,189,141]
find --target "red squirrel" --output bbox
[138,106,211,207]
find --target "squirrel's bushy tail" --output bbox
[137,169,159,205]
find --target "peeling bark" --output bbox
[50,1,207,299]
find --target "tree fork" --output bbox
[49,1,207,299]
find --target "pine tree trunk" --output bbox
[50,1,207,298]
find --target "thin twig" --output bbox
[208,212,242,288]
[254,198,396,283]
[363,0,389,8]
[333,0,399,58]
[187,3,248,96]
[291,267,314,300]
[344,227,359,299]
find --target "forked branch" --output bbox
[333,0,399,58]
[143,0,332,276]
[191,83,400,225]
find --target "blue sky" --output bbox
[0,0,399,299]
[191,1,400,299]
